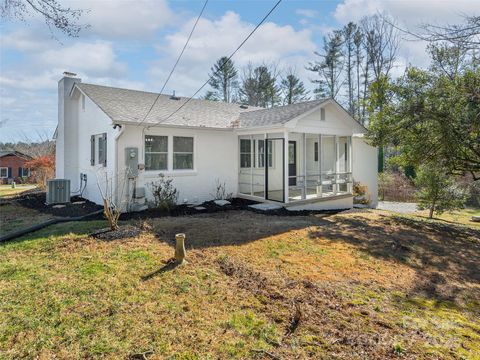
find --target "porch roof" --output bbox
[236,99,328,128]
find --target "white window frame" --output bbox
[0,167,7,178]
[143,134,196,174]
[239,139,252,169]
[145,135,168,171]
[173,136,194,171]
[256,139,274,168]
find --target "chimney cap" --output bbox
[63,71,77,77]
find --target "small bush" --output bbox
[378,171,416,202]
[353,182,371,205]
[211,179,233,200]
[149,174,178,211]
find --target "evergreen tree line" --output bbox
[204,14,400,125]
[204,58,309,107]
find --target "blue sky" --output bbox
[0,0,478,142]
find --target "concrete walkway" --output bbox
[377,201,418,214]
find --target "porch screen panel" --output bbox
[238,138,253,196]
[321,136,336,195]
[252,135,265,198]
[266,138,284,202]
[337,136,351,193]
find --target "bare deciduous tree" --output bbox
[1,0,88,37]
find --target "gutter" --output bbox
[0,209,104,243]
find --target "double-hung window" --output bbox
[145,135,168,171]
[240,139,252,168]
[173,136,194,170]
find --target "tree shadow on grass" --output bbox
[308,214,480,303]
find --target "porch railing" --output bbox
[288,172,353,201]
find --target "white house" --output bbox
[55,73,378,211]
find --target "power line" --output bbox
[138,0,209,127]
[146,0,282,129]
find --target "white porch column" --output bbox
[335,135,339,195]
[318,134,322,197]
[284,130,289,203]
[348,136,353,193]
[264,133,267,199]
[250,135,254,196]
[302,132,307,200]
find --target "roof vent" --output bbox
[240,104,248,109]
[63,71,77,77]
[170,90,180,101]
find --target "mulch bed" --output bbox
[121,197,347,220]
[5,191,348,222]
[90,225,141,240]
[9,192,102,218]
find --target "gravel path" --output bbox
[377,201,418,214]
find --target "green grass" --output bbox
[0,210,479,359]
[0,184,36,198]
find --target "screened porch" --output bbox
[238,132,353,204]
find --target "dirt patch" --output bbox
[90,225,141,240]
[12,192,102,217]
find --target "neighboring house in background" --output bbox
[0,150,32,184]
[56,73,378,211]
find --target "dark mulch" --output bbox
[10,192,102,218]
[90,225,141,240]
[6,191,348,222]
[121,197,347,220]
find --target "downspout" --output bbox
[114,124,125,208]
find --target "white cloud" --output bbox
[149,11,316,96]
[333,0,480,71]
[296,9,319,18]
[334,0,479,25]
[39,41,126,77]
[81,0,173,39]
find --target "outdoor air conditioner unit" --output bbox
[47,179,71,204]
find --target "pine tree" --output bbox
[207,57,239,102]
[307,30,344,99]
[280,70,309,105]
[240,64,280,108]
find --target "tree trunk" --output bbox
[429,203,435,219]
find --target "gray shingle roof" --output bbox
[77,83,261,128]
[237,99,328,128]
[76,83,330,129]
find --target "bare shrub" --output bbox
[379,171,416,202]
[211,179,233,200]
[96,169,129,231]
[149,174,178,211]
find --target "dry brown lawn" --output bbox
[0,209,479,359]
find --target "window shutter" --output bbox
[90,135,95,165]
[102,133,107,167]
[8,167,12,178]
[18,167,22,177]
